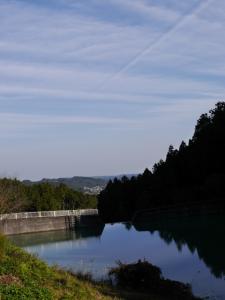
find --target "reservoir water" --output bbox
[9,215,225,299]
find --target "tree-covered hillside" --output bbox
[0,179,97,214]
[98,102,225,222]
[23,176,107,193]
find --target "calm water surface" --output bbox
[9,215,225,300]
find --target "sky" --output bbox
[0,0,225,180]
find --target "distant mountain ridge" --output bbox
[23,176,107,192]
[23,174,138,193]
[94,174,137,180]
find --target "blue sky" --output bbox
[0,0,224,180]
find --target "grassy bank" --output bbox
[0,234,201,300]
[0,234,112,300]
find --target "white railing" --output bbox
[0,209,98,221]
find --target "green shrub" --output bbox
[109,260,201,300]
[109,260,162,289]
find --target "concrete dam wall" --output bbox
[0,209,103,235]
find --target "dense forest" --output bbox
[98,102,225,222]
[0,178,97,214]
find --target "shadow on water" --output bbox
[133,214,225,279]
[9,224,105,248]
[10,215,225,280]
[8,215,225,298]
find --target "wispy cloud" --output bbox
[97,0,213,89]
[0,0,224,179]
[106,0,180,23]
[0,112,138,126]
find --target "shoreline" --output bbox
[0,234,201,300]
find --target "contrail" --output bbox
[96,0,213,91]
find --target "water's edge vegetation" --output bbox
[0,234,201,300]
[0,233,110,300]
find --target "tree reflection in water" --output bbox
[133,214,225,278]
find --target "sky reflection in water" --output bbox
[10,215,225,300]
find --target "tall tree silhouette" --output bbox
[98,102,225,222]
